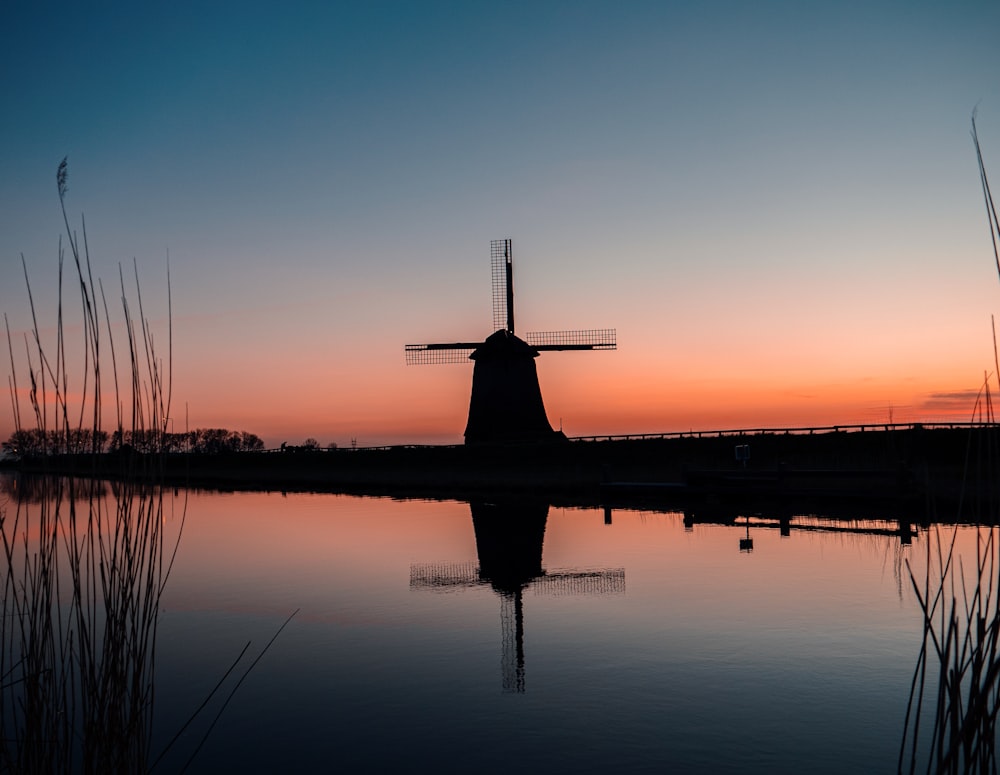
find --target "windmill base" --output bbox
[463,330,568,445]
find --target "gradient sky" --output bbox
[2,1,1000,447]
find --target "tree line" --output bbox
[2,427,265,457]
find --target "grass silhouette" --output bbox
[1,159,293,773]
[898,112,1000,774]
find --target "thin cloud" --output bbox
[919,389,986,414]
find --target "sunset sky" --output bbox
[2,1,1000,448]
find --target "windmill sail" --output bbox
[491,238,514,334]
[409,563,625,592]
[404,343,479,365]
[526,329,617,351]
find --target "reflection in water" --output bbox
[679,506,918,546]
[739,515,754,553]
[900,523,1000,773]
[0,475,180,772]
[410,500,624,692]
[8,485,961,772]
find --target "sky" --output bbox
[2,1,1000,448]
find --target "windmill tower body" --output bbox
[465,330,560,443]
[406,239,616,444]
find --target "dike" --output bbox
[3,426,996,515]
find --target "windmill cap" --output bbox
[470,329,540,361]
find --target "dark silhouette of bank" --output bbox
[8,424,1000,520]
[405,239,616,444]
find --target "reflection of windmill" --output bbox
[405,239,617,444]
[409,501,625,692]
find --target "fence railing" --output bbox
[566,421,997,443]
[260,421,998,453]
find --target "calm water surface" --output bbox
[138,490,948,773]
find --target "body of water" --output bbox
[119,489,949,773]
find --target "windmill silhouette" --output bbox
[405,239,616,444]
[409,501,625,692]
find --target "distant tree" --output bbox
[3,426,263,457]
[2,430,40,457]
[64,428,109,454]
[123,429,160,453]
[326,441,338,451]
[238,431,264,452]
[186,428,265,453]
[301,437,320,451]
[161,431,186,453]
[191,428,230,454]
[3,428,109,457]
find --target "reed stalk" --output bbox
[898,113,1000,774]
[0,158,181,773]
[2,161,295,772]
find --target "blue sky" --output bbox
[2,1,999,446]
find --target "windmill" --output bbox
[405,239,616,444]
[409,501,625,692]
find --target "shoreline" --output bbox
[2,425,994,519]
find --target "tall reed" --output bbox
[0,158,181,772]
[898,113,1000,774]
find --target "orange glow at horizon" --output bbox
[2,349,988,448]
[2,267,997,449]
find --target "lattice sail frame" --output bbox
[404,238,617,364]
[491,238,514,334]
[404,344,478,365]
[409,563,626,594]
[526,329,617,351]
